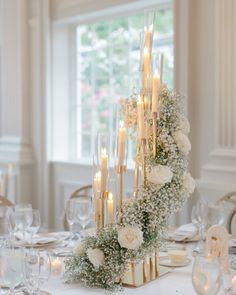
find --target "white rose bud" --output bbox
[179,116,190,134]
[73,241,86,256]
[87,248,105,269]
[173,131,191,155]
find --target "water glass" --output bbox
[192,254,221,295]
[0,248,24,294]
[23,250,51,294]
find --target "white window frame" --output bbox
[50,0,173,165]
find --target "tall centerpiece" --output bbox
[65,11,195,291]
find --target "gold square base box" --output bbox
[121,251,159,287]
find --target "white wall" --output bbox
[0,0,235,230]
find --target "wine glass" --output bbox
[23,250,51,294]
[74,196,92,237]
[14,206,33,241]
[26,209,41,244]
[65,199,78,242]
[191,199,208,253]
[0,222,10,248]
[0,248,24,294]
[192,254,221,295]
[207,203,225,228]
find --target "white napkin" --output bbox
[168,223,198,242]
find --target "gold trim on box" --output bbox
[122,251,159,288]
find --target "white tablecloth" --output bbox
[45,254,197,295]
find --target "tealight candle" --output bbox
[51,257,62,275]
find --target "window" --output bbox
[51,4,173,163]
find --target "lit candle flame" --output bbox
[101,148,107,156]
[143,46,149,56]
[108,192,113,201]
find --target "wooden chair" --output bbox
[216,191,236,234]
[0,195,13,206]
[63,185,93,230]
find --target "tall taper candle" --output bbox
[107,192,114,224]
[144,25,153,51]
[100,149,108,192]
[152,72,160,113]
[143,47,150,89]
[118,121,127,166]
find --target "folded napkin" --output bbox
[168,223,198,242]
[15,233,57,245]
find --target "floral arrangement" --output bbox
[64,86,195,291]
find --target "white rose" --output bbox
[147,165,173,186]
[86,248,105,269]
[183,172,195,194]
[73,241,86,256]
[179,116,190,134]
[173,131,191,155]
[118,225,143,250]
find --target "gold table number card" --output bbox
[206,225,228,258]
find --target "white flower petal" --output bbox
[147,165,173,186]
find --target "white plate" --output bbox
[159,257,191,267]
[47,231,71,240]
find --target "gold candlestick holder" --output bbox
[115,165,126,223]
[133,145,140,198]
[141,138,147,187]
[96,191,109,232]
[152,112,157,157]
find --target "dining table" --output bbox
[45,244,198,295]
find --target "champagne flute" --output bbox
[192,254,221,295]
[23,250,51,294]
[0,248,24,294]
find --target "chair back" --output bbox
[63,185,92,230]
[0,195,13,206]
[217,191,236,234]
